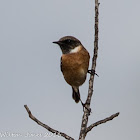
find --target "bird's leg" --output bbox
[80,99,91,114]
[88,69,99,77]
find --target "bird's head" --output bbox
[53,36,82,54]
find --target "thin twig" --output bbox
[24,105,74,140]
[86,112,120,134]
[79,1,99,140]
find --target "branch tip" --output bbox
[86,112,120,134]
[24,105,74,140]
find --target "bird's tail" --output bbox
[72,87,80,103]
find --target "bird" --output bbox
[53,36,90,104]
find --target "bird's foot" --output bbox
[80,100,91,114]
[88,69,99,77]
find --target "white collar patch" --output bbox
[70,46,81,53]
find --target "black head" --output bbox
[53,36,82,54]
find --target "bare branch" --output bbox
[79,1,100,139]
[86,112,120,134]
[24,105,74,140]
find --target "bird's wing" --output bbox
[60,57,63,72]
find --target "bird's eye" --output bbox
[66,39,71,43]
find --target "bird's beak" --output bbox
[53,41,63,45]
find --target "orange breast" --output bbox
[61,47,90,87]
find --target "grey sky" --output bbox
[0,0,140,140]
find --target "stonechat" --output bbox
[53,36,90,104]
